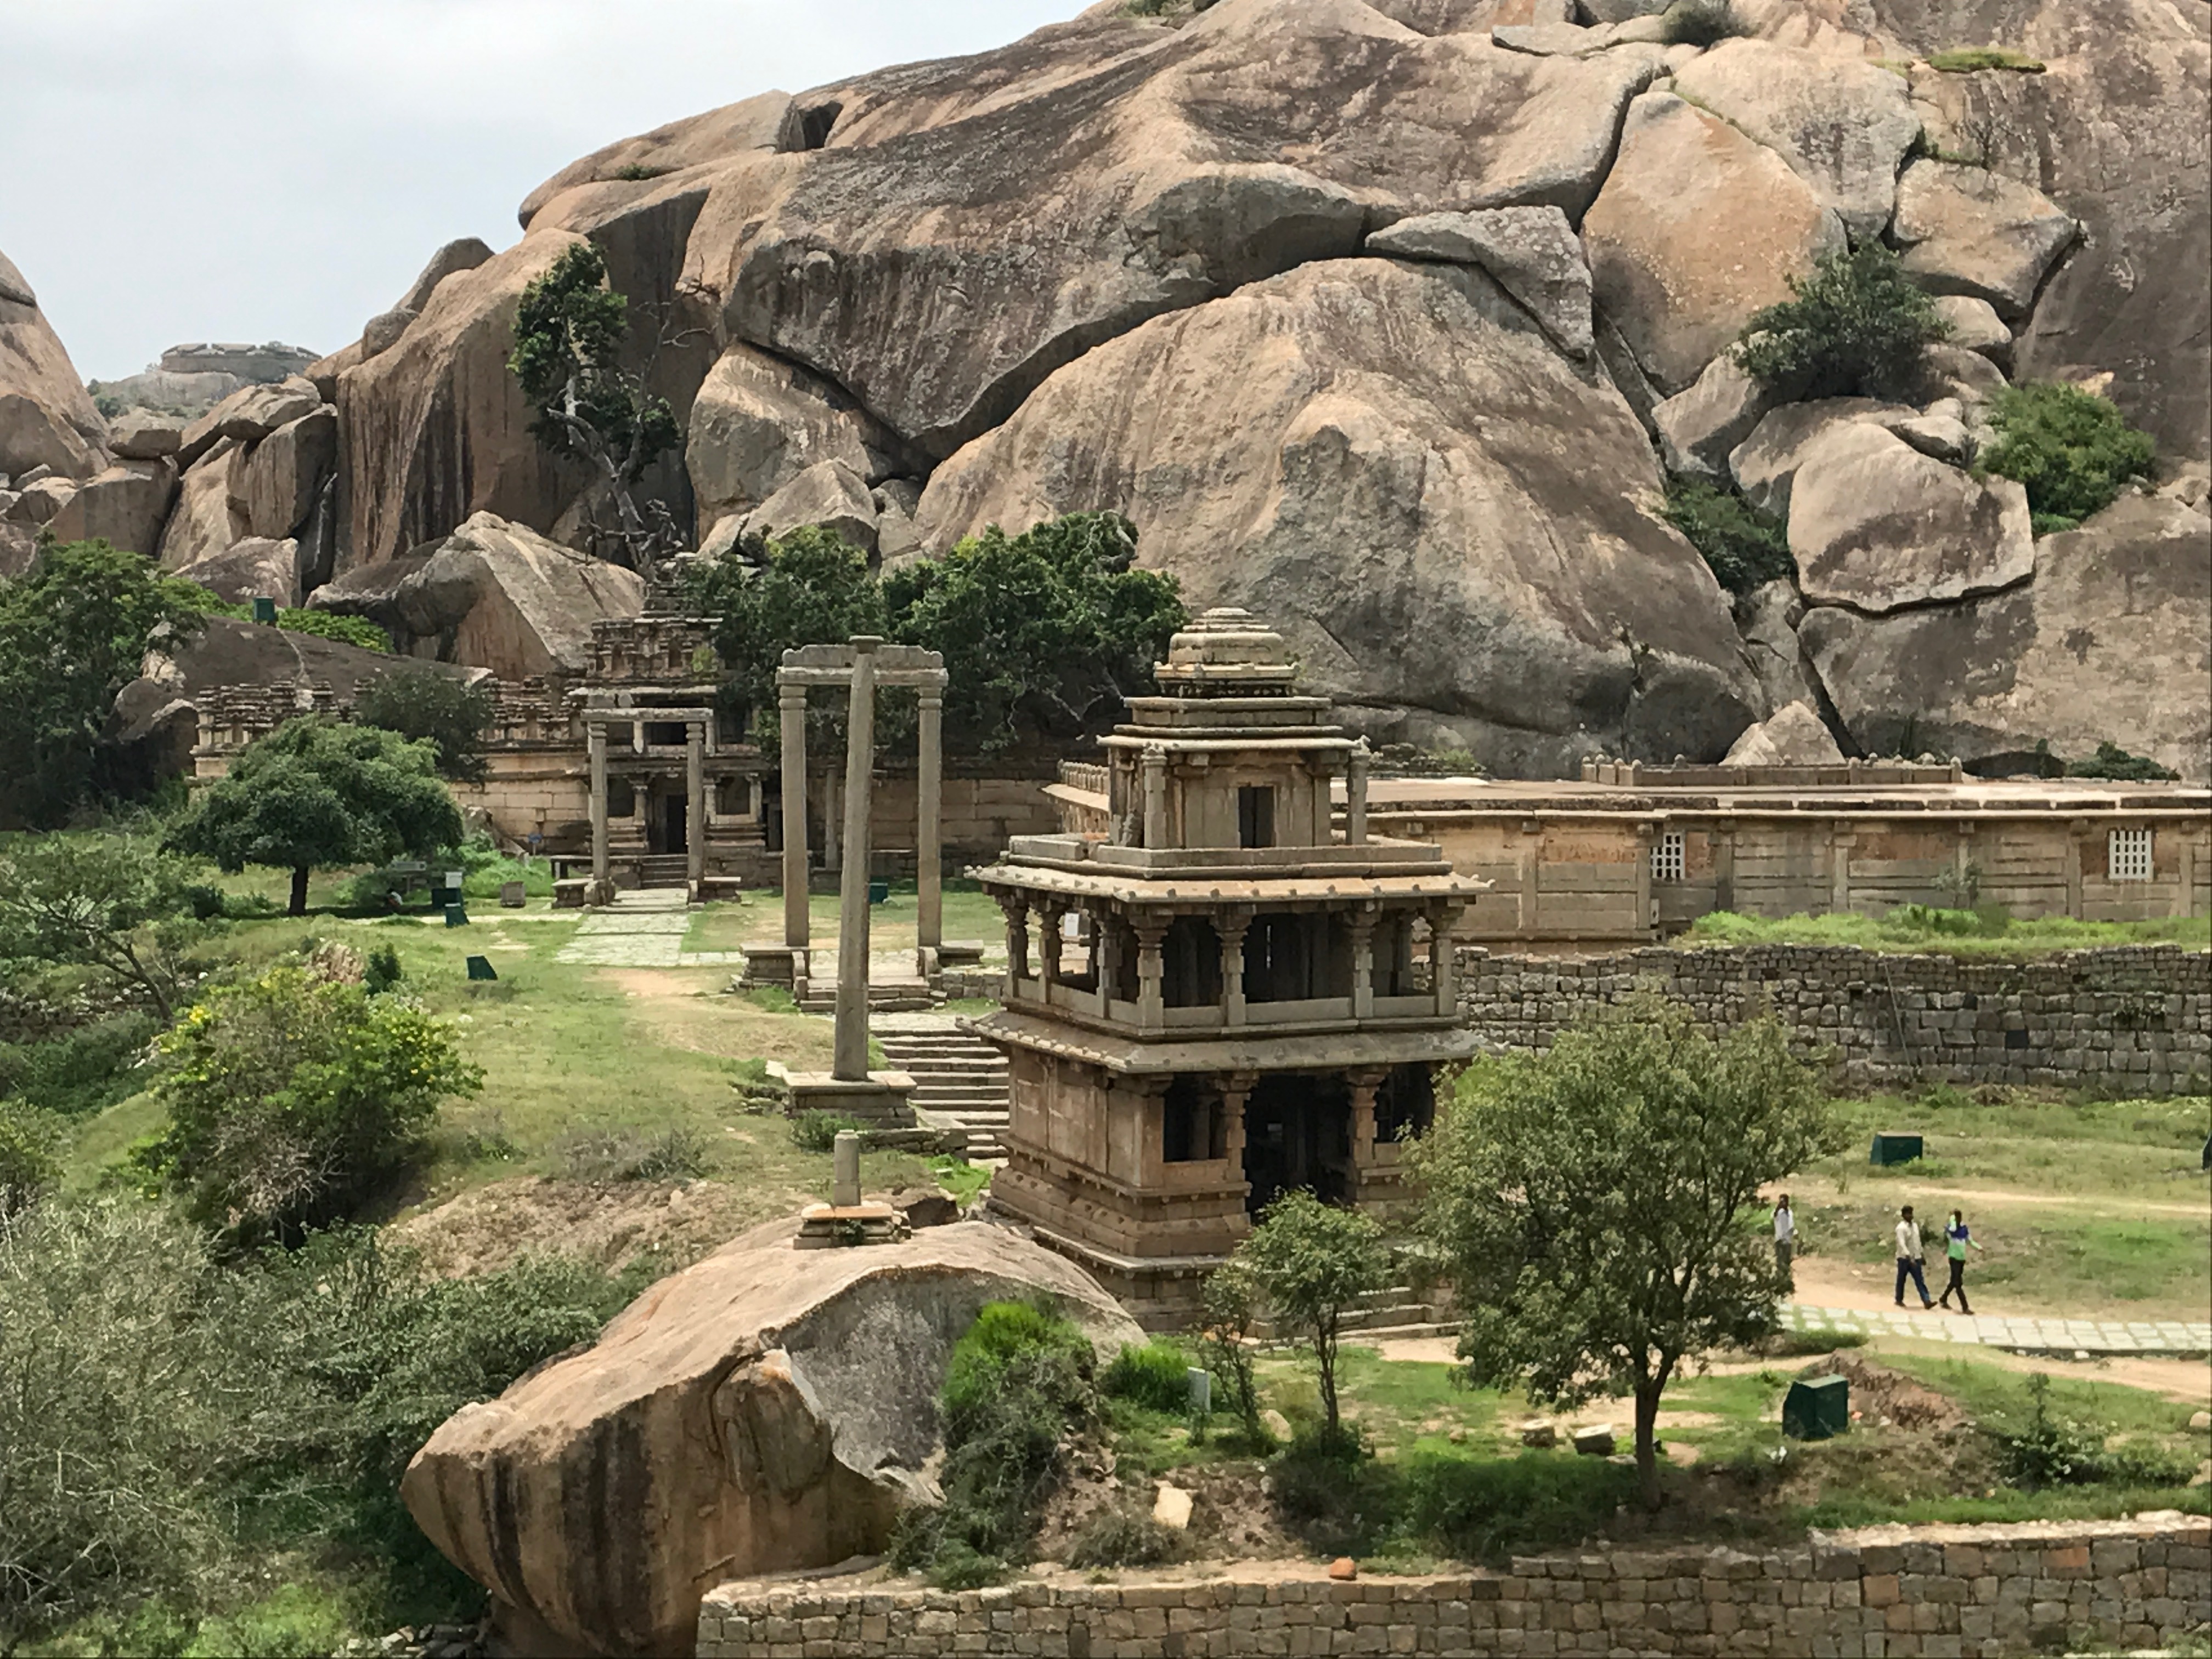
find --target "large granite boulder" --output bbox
[1728,398,1913,518]
[1651,352,1802,480]
[313,510,642,679]
[170,536,302,607]
[337,234,592,571]
[156,442,247,571]
[1892,159,2078,321]
[1786,421,2034,611]
[1722,698,1846,766]
[1800,493,2211,778]
[1365,205,1592,356]
[740,458,879,554]
[401,1218,1143,1659]
[518,89,792,229]
[1670,40,1922,241]
[1582,91,1847,393]
[1734,578,1821,714]
[687,342,909,529]
[236,407,337,539]
[0,248,107,480]
[178,376,322,469]
[918,257,1758,771]
[47,460,178,556]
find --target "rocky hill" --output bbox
[4,0,2207,775]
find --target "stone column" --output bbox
[1039,902,1066,989]
[1347,740,1369,845]
[1097,912,1124,1004]
[832,1130,862,1209]
[1141,744,1167,849]
[1216,1069,1257,1173]
[685,719,706,896]
[780,684,808,950]
[587,720,610,900]
[916,683,944,962]
[1134,917,1168,1032]
[1428,901,1464,1019]
[1347,1065,1387,1181]
[832,637,881,1084]
[999,896,1031,989]
[1217,908,1250,1028]
[1349,904,1376,1018]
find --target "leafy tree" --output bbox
[166,718,461,915]
[0,539,217,827]
[0,834,215,1021]
[686,524,890,740]
[1979,381,2157,533]
[1659,477,1793,594]
[507,240,682,571]
[145,964,481,1240]
[1735,242,1950,399]
[885,511,1186,752]
[1412,1003,1837,1506]
[354,667,496,782]
[1231,1190,1387,1440]
[0,1101,62,1218]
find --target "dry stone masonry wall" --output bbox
[1457,944,2211,1095]
[695,1515,2210,1658]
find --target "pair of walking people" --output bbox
[1895,1204,1981,1312]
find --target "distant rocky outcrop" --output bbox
[0,247,108,480]
[400,1218,1142,1659]
[87,341,320,422]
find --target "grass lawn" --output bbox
[1678,906,2210,957]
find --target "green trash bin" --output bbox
[443,904,469,928]
[868,879,890,905]
[1869,1131,1923,1166]
[1782,1374,1849,1440]
[466,955,498,981]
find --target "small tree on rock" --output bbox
[1735,242,1949,399]
[1232,1190,1387,1442]
[166,718,460,916]
[507,240,682,572]
[1413,1002,1836,1507]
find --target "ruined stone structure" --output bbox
[970,611,1484,1326]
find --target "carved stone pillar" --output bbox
[1428,901,1465,1018]
[998,896,1031,988]
[916,684,943,963]
[1039,902,1066,988]
[1133,917,1169,1031]
[1098,913,1125,1003]
[587,721,609,899]
[1347,1065,1389,1175]
[778,684,808,950]
[685,720,706,896]
[1216,1069,1257,1170]
[831,637,879,1085]
[1216,907,1251,1028]
[1346,739,1369,845]
[1141,744,1167,849]
[1348,903,1376,1018]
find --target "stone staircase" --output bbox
[794,980,937,1015]
[1255,1282,1455,1345]
[874,1015,1012,1160]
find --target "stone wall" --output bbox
[695,1515,2210,1658]
[1457,944,2212,1094]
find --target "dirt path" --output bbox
[1784,1178,2210,1220]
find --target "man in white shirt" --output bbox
[1894,1204,1934,1309]
[1773,1195,1795,1288]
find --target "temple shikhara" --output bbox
[968,610,1487,1325]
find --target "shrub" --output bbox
[0,1100,63,1217]
[2064,741,2178,782]
[276,610,390,652]
[363,943,405,994]
[145,966,482,1242]
[1399,1452,1639,1562]
[1661,0,1745,46]
[560,1125,710,1184]
[789,1109,862,1152]
[1978,382,2156,532]
[354,668,495,783]
[1064,1505,1186,1568]
[1267,1425,1390,1556]
[1928,47,2045,72]
[1660,477,1794,594]
[1990,1373,2104,1487]
[1197,1262,1270,1447]
[0,1011,160,1120]
[1233,1190,1388,1437]
[896,1299,1096,1585]
[1736,243,1950,399]
[1102,1338,1194,1413]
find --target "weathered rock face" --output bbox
[178,376,322,468]
[1365,205,1592,356]
[686,342,908,529]
[402,1218,1143,1659]
[1934,294,2012,362]
[1669,40,1922,241]
[517,89,791,229]
[742,458,878,554]
[47,460,178,555]
[1651,352,1799,481]
[918,257,1758,770]
[0,248,107,479]
[1800,494,2211,778]
[337,234,591,571]
[171,535,301,606]
[1892,159,2076,321]
[1787,422,2033,612]
[316,510,642,679]
[1583,91,1846,393]
[156,442,247,571]
[237,407,337,539]
[1722,698,1845,766]
[1728,398,1911,519]
[1734,579,1820,715]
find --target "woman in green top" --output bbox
[1938,1209,1981,1314]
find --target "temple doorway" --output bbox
[648,789,688,855]
[1242,1071,1352,1213]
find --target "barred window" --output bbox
[1651,831,1685,883]
[2109,827,2152,882]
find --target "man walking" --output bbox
[1894,1205,1934,1308]
[1773,1194,1795,1290]
[1938,1209,1981,1313]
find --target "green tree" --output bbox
[0,1101,62,1217]
[507,240,681,571]
[885,511,1185,752]
[166,718,461,915]
[685,525,890,739]
[1412,1004,1836,1506]
[146,964,481,1240]
[354,666,496,782]
[1658,477,1793,594]
[1735,242,1950,399]
[1231,1190,1387,1440]
[0,834,215,1021]
[1979,381,2157,533]
[0,538,217,827]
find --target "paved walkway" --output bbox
[1784,1301,2211,1357]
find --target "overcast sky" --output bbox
[1,1,1070,382]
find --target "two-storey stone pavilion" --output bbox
[967,610,1488,1325]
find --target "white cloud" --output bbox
[0,0,1071,379]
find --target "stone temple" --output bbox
[968,610,1487,1326]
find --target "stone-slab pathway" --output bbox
[556,889,698,967]
[1784,1302,2210,1357]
